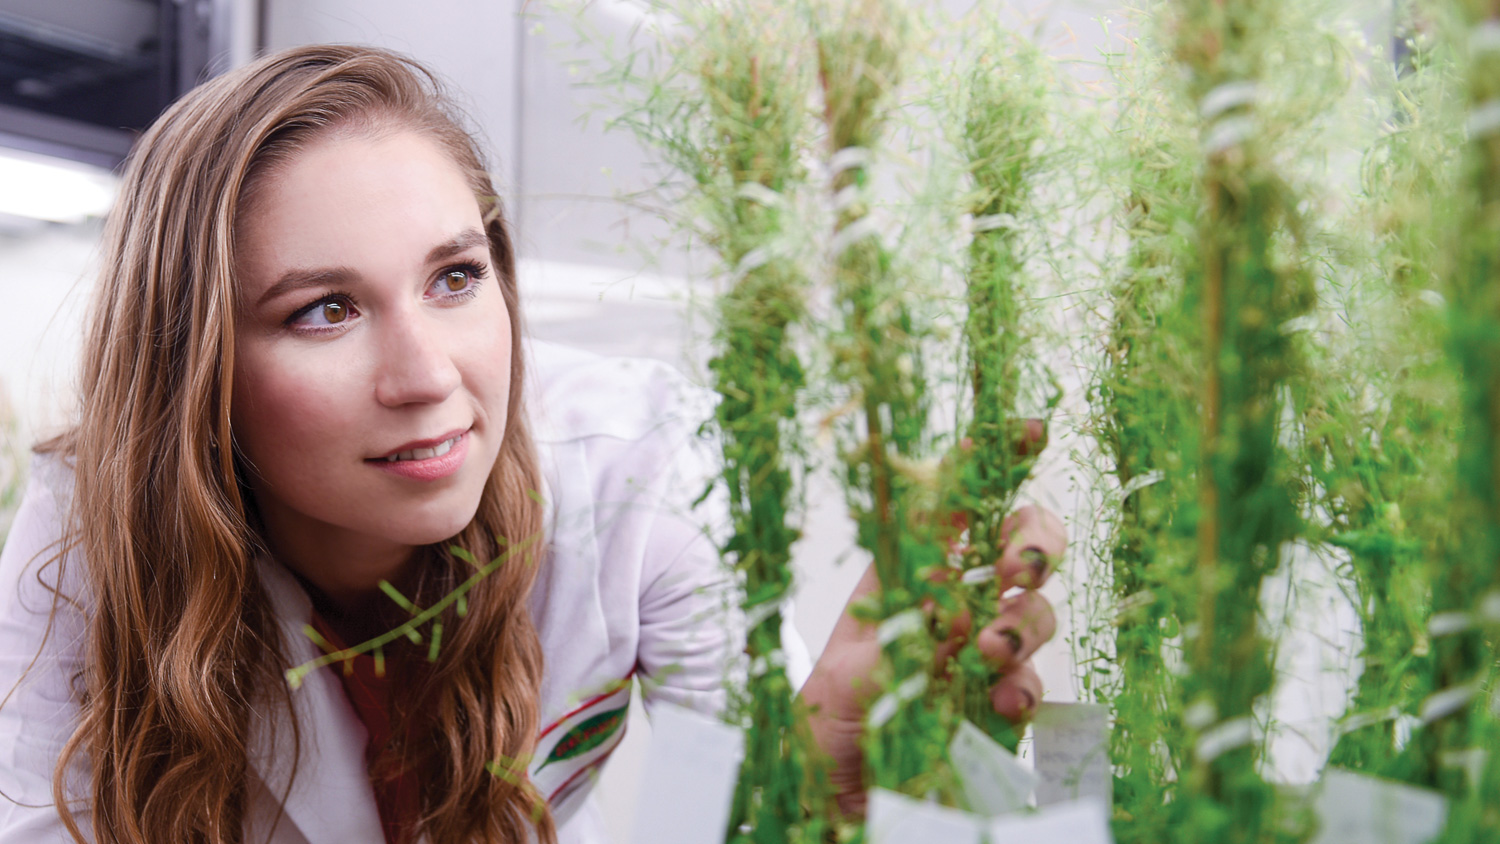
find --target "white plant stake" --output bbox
[1308,770,1447,844]
[1032,703,1112,807]
[985,798,1115,844]
[865,788,985,844]
[948,719,1037,815]
[629,704,744,844]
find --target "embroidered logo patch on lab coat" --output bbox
[532,674,633,822]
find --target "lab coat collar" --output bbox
[247,557,388,844]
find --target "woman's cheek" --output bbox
[454,291,514,429]
[233,339,369,479]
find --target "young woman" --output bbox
[0,45,1064,844]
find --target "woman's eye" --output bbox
[320,301,349,323]
[430,262,487,300]
[288,294,358,330]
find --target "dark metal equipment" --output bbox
[0,0,228,170]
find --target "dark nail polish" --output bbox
[1000,627,1023,657]
[1020,546,1048,585]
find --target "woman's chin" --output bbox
[395,516,478,549]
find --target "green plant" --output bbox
[809,0,959,800]
[1423,3,1500,838]
[1090,17,1202,836]
[943,23,1054,747]
[679,5,835,841]
[1304,23,1461,781]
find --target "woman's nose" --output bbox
[373,311,462,407]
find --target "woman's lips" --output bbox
[367,431,469,481]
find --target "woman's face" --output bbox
[231,128,511,590]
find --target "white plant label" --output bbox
[629,703,744,844]
[1309,769,1447,844]
[865,788,984,844]
[948,718,1037,815]
[1033,702,1112,807]
[985,797,1115,844]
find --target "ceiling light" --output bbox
[0,148,117,224]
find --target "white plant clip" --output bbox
[833,184,863,213]
[876,608,926,646]
[1419,683,1476,725]
[1204,115,1256,155]
[829,146,873,176]
[970,213,1018,233]
[1333,705,1402,738]
[1120,469,1164,500]
[830,217,880,257]
[961,565,996,585]
[1200,81,1259,121]
[731,246,773,282]
[1427,610,1473,637]
[1194,716,1255,763]
[1467,100,1500,139]
[734,181,786,209]
[748,649,788,678]
[866,673,930,729]
[1471,20,1500,54]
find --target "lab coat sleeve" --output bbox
[631,405,746,720]
[0,457,93,843]
[626,365,827,720]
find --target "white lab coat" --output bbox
[0,341,811,844]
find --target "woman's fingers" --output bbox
[989,661,1044,723]
[974,589,1057,671]
[996,504,1067,590]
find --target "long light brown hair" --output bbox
[41,45,554,844]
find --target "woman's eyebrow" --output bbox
[256,266,357,309]
[426,228,489,264]
[254,230,489,309]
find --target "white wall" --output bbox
[0,222,101,443]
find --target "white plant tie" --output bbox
[1194,716,1255,763]
[1440,748,1489,785]
[1480,590,1500,622]
[743,596,785,632]
[731,246,772,282]
[1183,699,1217,731]
[970,213,1018,234]
[867,673,931,729]
[1466,100,1500,139]
[830,217,880,257]
[1428,592,1500,638]
[1203,115,1256,156]
[830,146,873,176]
[1120,469,1165,499]
[1279,314,1318,335]
[1428,610,1473,637]
[734,181,785,209]
[1471,20,1500,54]
[833,184,863,214]
[877,608,926,646]
[749,649,788,678]
[961,565,996,585]
[1419,683,1476,725]
[1199,81,1260,121]
[1334,705,1402,738]
[1115,590,1156,618]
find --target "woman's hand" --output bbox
[797,504,1066,817]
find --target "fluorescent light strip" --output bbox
[0,149,117,224]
